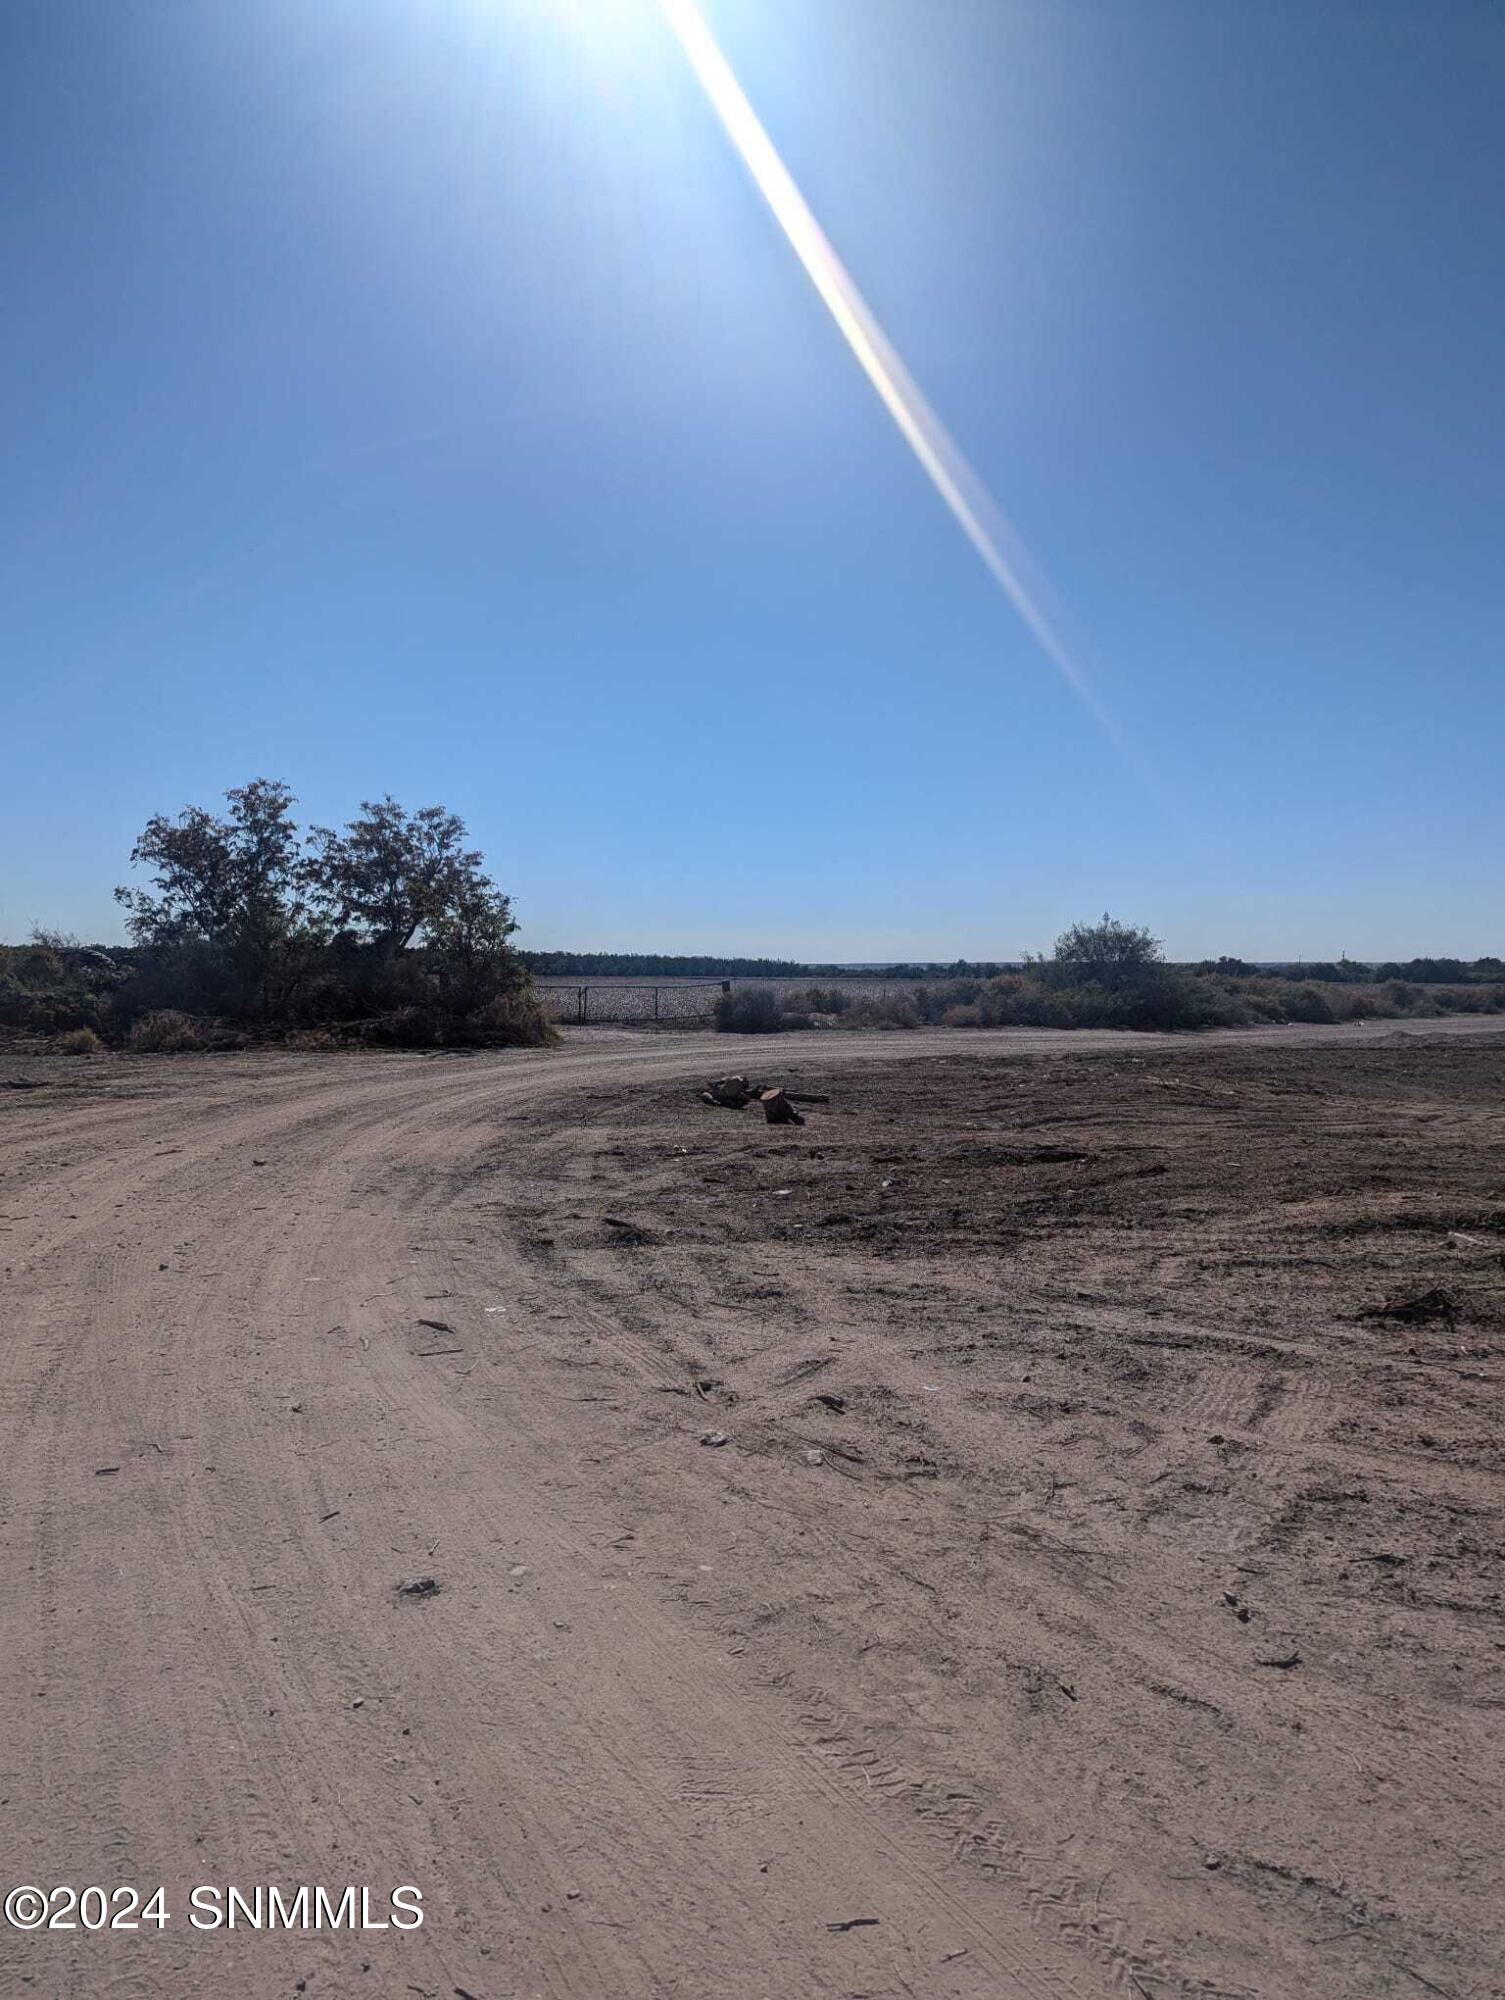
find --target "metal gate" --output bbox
[536,980,731,1025]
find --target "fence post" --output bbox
[654,987,660,1022]
[578,986,586,1025]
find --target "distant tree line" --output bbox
[1194,956,1505,984]
[522,952,1011,980]
[530,949,1505,985]
[0,780,548,1048]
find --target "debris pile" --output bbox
[700,1076,827,1125]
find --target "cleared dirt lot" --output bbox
[2,1018,1502,2000]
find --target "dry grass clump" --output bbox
[56,1026,104,1055]
[127,1009,200,1053]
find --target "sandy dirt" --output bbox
[2,1016,1502,2000]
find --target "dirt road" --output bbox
[3,1018,1502,1999]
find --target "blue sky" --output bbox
[3,0,1501,960]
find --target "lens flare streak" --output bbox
[657,0,1125,752]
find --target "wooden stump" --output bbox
[758,1088,805,1125]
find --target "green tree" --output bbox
[305,797,501,957]
[427,876,523,1015]
[115,779,305,1015]
[1044,913,1164,990]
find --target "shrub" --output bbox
[112,937,247,1026]
[840,994,923,1029]
[940,1002,982,1027]
[0,972,31,1027]
[1040,914,1164,990]
[1279,983,1336,1024]
[360,1006,442,1048]
[714,989,786,1034]
[830,966,1247,1033]
[782,984,851,1014]
[128,1009,200,1053]
[1433,984,1489,1013]
[466,991,555,1046]
[57,1026,103,1055]
[0,938,121,1034]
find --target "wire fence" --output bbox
[535,980,731,1025]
